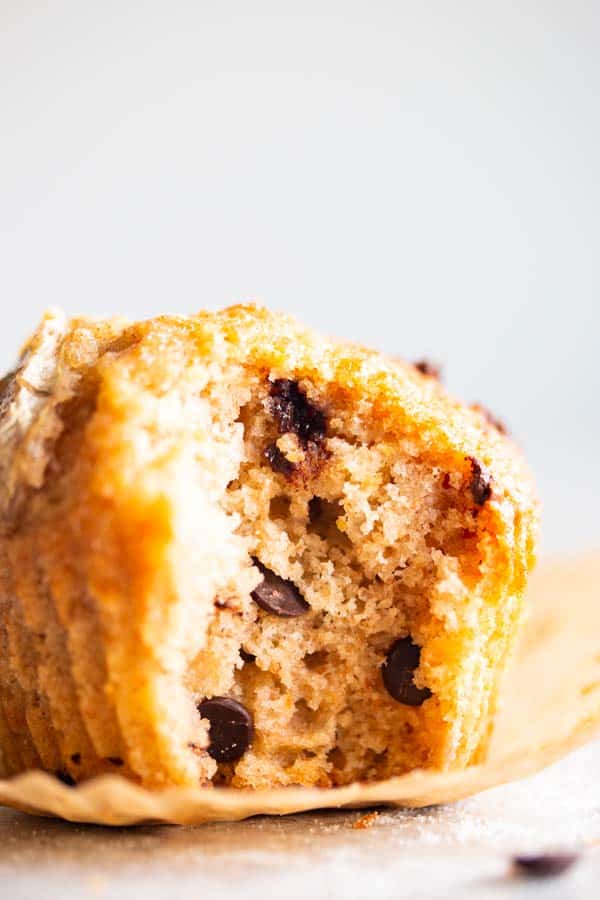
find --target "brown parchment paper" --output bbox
[0,553,598,826]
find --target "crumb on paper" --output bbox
[352,811,380,830]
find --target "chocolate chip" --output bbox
[0,370,17,418]
[264,442,296,478]
[513,853,579,878]
[197,697,254,763]
[239,647,256,664]
[70,753,81,765]
[414,359,443,381]
[268,379,327,446]
[382,638,432,706]
[251,560,310,617]
[468,457,493,506]
[472,403,508,435]
[106,756,124,766]
[55,769,76,786]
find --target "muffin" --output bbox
[0,305,538,789]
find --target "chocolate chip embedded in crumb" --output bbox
[239,647,256,664]
[0,370,17,418]
[55,769,76,786]
[251,560,310,617]
[197,697,254,763]
[264,442,296,478]
[268,379,327,446]
[414,359,443,381]
[382,638,432,706]
[513,853,580,878]
[70,753,81,765]
[106,756,124,766]
[468,457,493,506]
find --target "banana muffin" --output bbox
[0,305,538,789]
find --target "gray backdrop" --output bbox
[1,1,598,555]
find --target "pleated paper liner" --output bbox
[0,553,598,826]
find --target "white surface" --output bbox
[0,1,599,554]
[0,741,599,899]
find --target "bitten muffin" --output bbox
[0,305,538,789]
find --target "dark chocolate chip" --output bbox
[414,359,443,381]
[70,753,81,765]
[197,697,254,763]
[308,496,325,523]
[251,560,310,617]
[513,853,579,878]
[0,370,17,418]
[268,379,327,446]
[471,403,508,435]
[239,648,256,664]
[382,638,432,706]
[106,756,124,766]
[55,769,76,786]
[468,457,492,506]
[264,442,296,478]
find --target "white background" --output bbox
[1,1,598,554]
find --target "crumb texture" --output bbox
[0,305,538,789]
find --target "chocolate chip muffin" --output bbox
[0,306,538,789]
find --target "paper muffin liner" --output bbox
[0,553,598,826]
